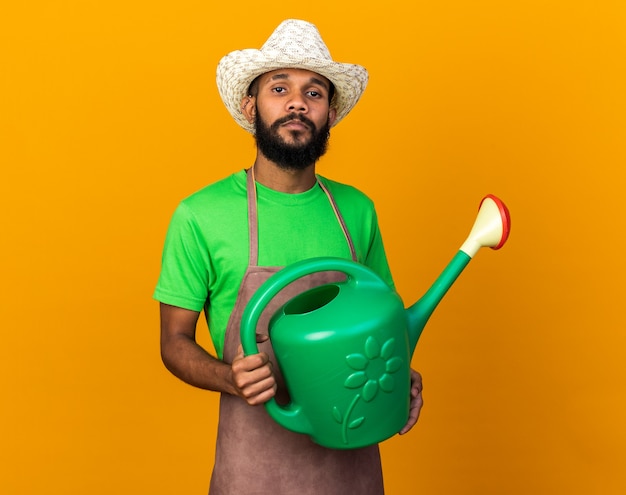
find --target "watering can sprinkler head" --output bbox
[460,194,511,258]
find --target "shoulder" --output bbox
[316,175,375,208]
[181,171,247,212]
[165,170,248,236]
[182,170,246,202]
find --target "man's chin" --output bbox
[279,130,311,145]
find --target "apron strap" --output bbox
[246,168,260,266]
[246,167,358,265]
[316,177,358,262]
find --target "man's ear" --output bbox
[328,107,337,127]
[241,95,256,124]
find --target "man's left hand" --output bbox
[399,369,423,435]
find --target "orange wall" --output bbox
[2,1,625,493]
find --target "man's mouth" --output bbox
[274,114,315,132]
[281,119,309,130]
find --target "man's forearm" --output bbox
[161,333,238,395]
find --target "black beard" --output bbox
[254,112,331,171]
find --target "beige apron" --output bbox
[208,170,384,494]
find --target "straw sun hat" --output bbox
[216,19,369,134]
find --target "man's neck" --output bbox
[251,155,317,193]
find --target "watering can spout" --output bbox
[406,194,511,358]
[406,251,472,356]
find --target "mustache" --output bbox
[271,113,317,131]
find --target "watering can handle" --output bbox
[240,257,384,357]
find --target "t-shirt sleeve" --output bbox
[363,207,395,290]
[153,202,210,312]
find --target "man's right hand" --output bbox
[231,339,277,406]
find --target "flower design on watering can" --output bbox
[332,336,403,445]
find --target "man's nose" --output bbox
[287,94,307,112]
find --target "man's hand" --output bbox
[231,338,277,406]
[399,369,423,435]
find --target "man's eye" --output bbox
[272,87,285,93]
[309,91,321,98]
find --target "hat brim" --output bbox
[217,49,368,133]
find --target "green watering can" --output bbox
[241,195,511,449]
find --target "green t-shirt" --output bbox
[154,170,394,358]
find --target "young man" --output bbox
[154,19,423,494]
